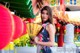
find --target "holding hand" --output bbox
[34,37,39,44]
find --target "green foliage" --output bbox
[14,34,35,47]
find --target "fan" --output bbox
[27,23,42,39]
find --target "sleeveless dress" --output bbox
[37,23,52,53]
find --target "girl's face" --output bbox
[41,10,49,22]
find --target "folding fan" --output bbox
[27,23,42,38]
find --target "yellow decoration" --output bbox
[20,34,29,39]
[3,42,14,50]
[27,23,42,38]
[64,30,66,34]
[9,42,14,50]
[14,38,20,45]
[58,27,60,31]
[34,13,42,24]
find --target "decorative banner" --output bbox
[0,4,14,49]
[12,15,24,40]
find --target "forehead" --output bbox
[42,10,48,13]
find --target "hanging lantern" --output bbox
[12,15,24,40]
[22,21,27,35]
[56,22,61,32]
[0,4,14,49]
[74,26,79,34]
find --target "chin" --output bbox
[43,20,47,22]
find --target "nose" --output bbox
[43,14,47,17]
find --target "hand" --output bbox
[34,37,39,44]
[30,40,35,45]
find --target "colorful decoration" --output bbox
[22,21,27,35]
[0,4,14,49]
[12,15,24,40]
[27,23,42,38]
[60,0,64,5]
[50,0,56,6]
[63,25,66,34]
[53,8,80,26]
[14,34,31,47]
[58,26,64,47]
[26,18,34,23]
[60,4,65,14]
[56,22,61,32]
[74,26,79,34]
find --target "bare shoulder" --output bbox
[48,24,56,28]
[46,23,56,31]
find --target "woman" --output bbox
[32,0,51,24]
[34,6,56,53]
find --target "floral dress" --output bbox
[37,23,52,53]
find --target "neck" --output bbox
[42,21,49,24]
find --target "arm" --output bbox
[35,24,56,47]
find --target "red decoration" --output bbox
[12,15,24,40]
[0,4,14,49]
[60,0,64,5]
[58,26,64,47]
[74,28,79,34]
[26,18,34,23]
[63,25,66,30]
[56,23,61,31]
[22,21,27,35]
[60,0,65,14]
[56,23,61,27]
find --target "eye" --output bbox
[46,13,48,15]
[42,12,44,14]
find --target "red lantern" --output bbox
[22,21,27,35]
[0,4,14,49]
[12,15,24,40]
[74,28,79,34]
[56,22,61,31]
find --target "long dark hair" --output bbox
[41,6,53,24]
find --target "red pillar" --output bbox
[60,0,65,13]
[58,0,65,47]
[58,25,64,47]
[60,0,64,5]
